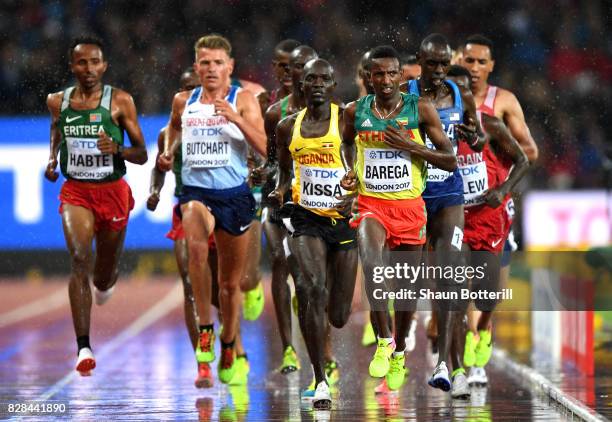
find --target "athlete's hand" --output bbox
[267,189,284,208]
[214,99,241,123]
[456,117,478,145]
[482,187,506,209]
[249,165,275,186]
[334,192,357,217]
[157,152,174,172]
[384,125,418,152]
[44,157,59,182]
[97,128,117,154]
[340,169,357,191]
[146,191,160,211]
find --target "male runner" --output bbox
[401,53,421,82]
[407,33,484,397]
[341,45,456,391]
[356,50,374,98]
[459,35,538,378]
[270,58,358,409]
[44,36,147,375]
[447,64,529,385]
[257,39,302,113]
[251,45,319,375]
[158,34,266,384]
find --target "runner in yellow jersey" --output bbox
[270,59,358,409]
[341,45,456,391]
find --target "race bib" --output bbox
[183,137,231,168]
[363,148,412,193]
[299,165,344,210]
[425,137,457,183]
[66,137,113,180]
[460,160,488,206]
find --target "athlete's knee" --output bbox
[309,282,328,309]
[219,278,240,298]
[328,303,351,328]
[187,240,209,264]
[70,248,91,272]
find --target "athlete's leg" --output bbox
[181,201,215,326]
[209,247,219,309]
[391,244,422,353]
[263,217,292,350]
[289,234,329,385]
[174,238,198,350]
[241,221,262,292]
[327,247,358,328]
[62,204,95,342]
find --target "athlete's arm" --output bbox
[44,92,62,182]
[384,98,457,172]
[340,102,358,191]
[113,90,148,165]
[269,116,295,207]
[158,92,187,172]
[499,90,538,162]
[481,114,529,208]
[215,90,266,156]
[240,79,266,96]
[457,86,485,152]
[147,128,167,211]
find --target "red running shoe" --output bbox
[195,362,213,388]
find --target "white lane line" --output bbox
[492,349,609,422]
[35,281,183,402]
[0,288,67,328]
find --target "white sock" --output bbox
[392,351,404,358]
[379,337,393,345]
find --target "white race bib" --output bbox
[299,165,345,210]
[461,160,488,206]
[363,148,412,193]
[426,137,457,183]
[66,137,113,180]
[183,137,232,168]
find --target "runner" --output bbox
[270,58,358,409]
[257,39,302,113]
[356,50,374,98]
[447,64,529,385]
[44,36,148,376]
[158,34,266,384]
[401,53,421,82]
[407,33,484,398]
[341,45,456,391]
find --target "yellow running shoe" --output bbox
[229,356,250,385]
[325,360,339,385]
[196,330,215,363]
[386,353,407,390]
[218,347,237,384]
[463,331,476,367]
[280,345,300,374]
[361,321,376,347]
[369,339,395,378]
[475,330,492,367]
[243,282,265,321]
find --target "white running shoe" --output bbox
[467,366,488,386]
[451,371,470,399]
[428,361,451,392]
[76,347,96,376]
[313,381,331,409]
[94,285,115,306]
[405,318,417,352]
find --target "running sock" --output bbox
[392,351,404,358]
[77,335,91,354]
[221,340,235,350]
[199,324,213,332]
[379,337,394,345]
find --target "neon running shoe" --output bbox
[195,362,213,388]
[196,330,215,363]
[280,345,300,374]
[385,353,407,390]
[229,356,250,386]
[361,321,376,347]
[301,378,316,400]
[313,381,331,410]
[475,329,492,367]
[428,361,451,392]
[218,347,237,384]
[325,360,339,386]
[451,368,470,399]
[76,347,96,376]
[243,282,265,321]
[369,339,395,378]
[463,331,477,367]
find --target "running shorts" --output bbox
[288,205,356,251]
[463,198,513,253]
[166,204,216,250]
[423,192,464,217]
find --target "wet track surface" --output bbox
[0,278,578,420]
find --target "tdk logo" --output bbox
[461,166,481,176]
[369,150,404,160]
[72,140,98,149]
[305,168,338,178]
[192,127,223,137]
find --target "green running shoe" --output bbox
[361,321,376,347]
[301,377,316,400]
[386,353,407,390]
[229,356,250,386]
[218,347,237,384]
[369,339,395,378]
[463,331,476,367]
[196,330,215,363]
[243,282,265,321]
[475,329,492,367]
[325,360,339,386]
[280,345,300,374]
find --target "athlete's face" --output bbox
[419,44,451,86]
[369,58,401,100]
[461,44,494,89]
[179,71,200,92]
[448,75,471,90]
[195,48,234,91]
[273,50,292,88]
[70,44,107,90]
[401,63,421,81]
[301,60,335,106]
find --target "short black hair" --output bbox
[420,33,450,51]
[275,39,301,54]
[69,36,105,61]
[402,53,417,65]
[464,34,494,58]
[369,45,400,62]
[447,65,471,79]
